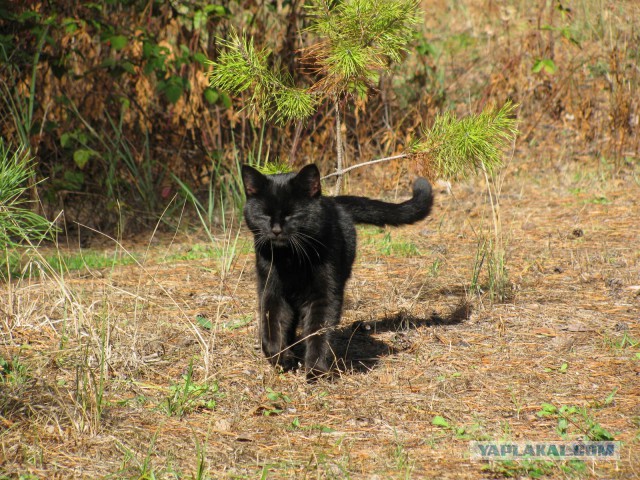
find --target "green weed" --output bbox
[544,362,569,374]
[509,388,524,419]
[192,436,211,480]
[432,415,486,441]
[391,431,414,478]
[114,432,163,480]
[0,354,29,386]
[162,361,220,417]
[471,237,511,302]
[261,387,291,416]
[605,332,639,351]
[365,230,421,257]
[429,257,442,277]
[196,314,252,332]
[481,459,587,478]
[537,401,615,441]
[289,417,335,433]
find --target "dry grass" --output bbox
[2,0,640,478]
[1,154,639,479]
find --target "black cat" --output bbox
[241,164,433,380]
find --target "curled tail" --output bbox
[335,178,433,226]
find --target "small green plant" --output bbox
[192,436,211,480]
[115,432,163,479]
[532,57,557,75]
[289,417,335,433]
[162,361,219,417]
[262,387,291,416]
[605,332,639,351]
[537,402,615,441]
[544,362,569,373]
[196,314,252,332]
[429,258,442,277]
[432,415,472,440]
[482,459,586,478]
[378,231,420,257]
[390,430,414,477]
[0,354,29,386]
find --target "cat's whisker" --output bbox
[254,234,269,250]
[294,234,322,260]
[296,231,326,248]
[290,235,313,266]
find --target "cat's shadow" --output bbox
[331,302,471,374]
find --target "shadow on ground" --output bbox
[332,301,472,374]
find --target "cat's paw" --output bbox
[271,354,298,373]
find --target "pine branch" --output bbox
[304,0,420,95]
[207,29,316,124]
[0,142,54,254]
[414,101,519,180]
[321,102,518,183]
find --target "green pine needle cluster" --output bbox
[207,1,420,125]
[415,101,519,180]
[0,142,53,260]
[253,161,292,175]
[207,30,316,124]
[306,0,420,94]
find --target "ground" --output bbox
[1,154,639,479]
[2,0,640,477]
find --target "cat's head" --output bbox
[241,164,323,248]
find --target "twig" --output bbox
[289,120,303,165]
[333,101,344,194]
[322,153,409,180]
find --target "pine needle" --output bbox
[207,29,316,124]
[414,101,519,180]
[0,141,54,275]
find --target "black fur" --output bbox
[241,164,433,380]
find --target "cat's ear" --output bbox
[242,165,267,197]
[294,164,321,198]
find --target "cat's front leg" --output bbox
[259,294,297,371]
[302,295,342,381]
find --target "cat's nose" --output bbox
[271,223,282,236]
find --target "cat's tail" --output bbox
[335,178,433,226]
